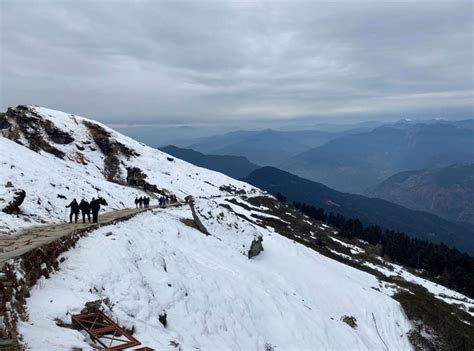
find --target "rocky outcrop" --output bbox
[2,190,26,215]
[83,120,137,183]
[126,167,159,193]
[1,105,75,159]
[0,113,11,130]
[219,184,246,195]
[248,236,264,258]
[43,119,74,144]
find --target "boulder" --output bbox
[248,236,264,258]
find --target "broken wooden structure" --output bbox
[71,311,143,350]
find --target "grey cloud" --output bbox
[0,0,472,125]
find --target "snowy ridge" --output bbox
[0,106,260,233]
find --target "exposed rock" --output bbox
[219,184,246,195]
[126,167,159,192]
[0,113,11,129]
[159,312,167,327]
[2,190,26,215]
[248,236,264,259]
[341,315,357,329]
[80,300,102,314]
[83,120,137,183]
[5,181,13,188]
[2,105,71,158]
[43,119,74,144]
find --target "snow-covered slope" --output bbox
[1,105,472,350]
[19,203,413,350]
[0,105,259,233]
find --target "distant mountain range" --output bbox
[242,166,474,254]
[367,164,474,224]
[280,122,474,194]
[188,129,345,166]
[159,145,260,179]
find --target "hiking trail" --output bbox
[0,205,161,268]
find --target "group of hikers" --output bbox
[66,198,106,224]
[134,196,151,208]
[134,194,178,208]
[65,192,179,224]
[158,194,177,207]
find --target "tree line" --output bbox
[287,197,474,298]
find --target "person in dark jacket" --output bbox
[134,197,139,208]
[90,198,100,223]
[79,199,90,223]
[144,197,149,208]
[90,197,108,223]
[138,197,143,208]
[66,198,80,223]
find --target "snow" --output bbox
[363,261,474,315]
[19,204,413,350]
[1,105,467,350]
[329,236,365,254]
[0,106,261,234]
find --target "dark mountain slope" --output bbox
[159,145,260,179]
[242,167,474,254]
[367,164,474,224]
[281,123,474,194]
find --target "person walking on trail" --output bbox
[138,197,143,208]
[79,199,91,223]
[90,198,100,223]
[134,197,139,208]
[66,198,80,223]
[144,197,149,208]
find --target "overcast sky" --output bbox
[1,0,472,126]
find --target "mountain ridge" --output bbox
[243,166,474,254]
[159,145,260,179]
[367,163,474,224]
[280,122,474,193]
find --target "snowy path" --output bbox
[0,205,165,267]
